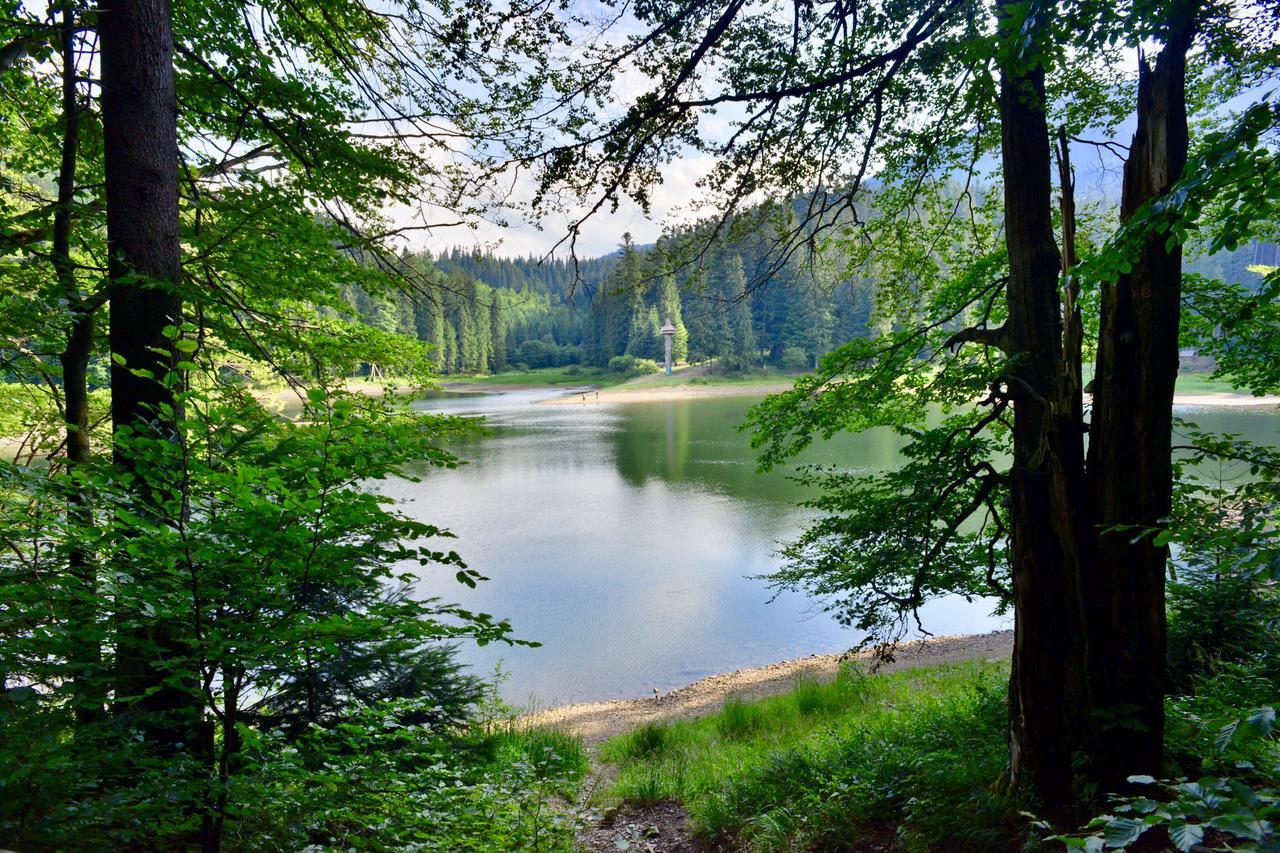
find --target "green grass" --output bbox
[598,661,1024,851]
[679,367,803,386]
[487,726,588,784]
[1173,371,1254,396]
[445,366,627,387]
[1077,365,1252,397]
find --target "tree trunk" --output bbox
[98,0,194,748]
[1085,14,1194,787]
[996,2,1090,806]
[51,8,104,728]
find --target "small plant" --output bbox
[718,695,767,740]
[792,665,868,717]
[1050,707,1279,852]
[626,767,672,807]
[628,720,678,759]
[489,726,588,785]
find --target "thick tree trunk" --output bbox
[1085,18,1193,786]
[98,0,195,749]
[52,9,104,728]
[996,8,1089,805]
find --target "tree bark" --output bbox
[51,7,104,729]
[98,0,194,748]
[996,1,1090,805]
[1085,12,1194,786]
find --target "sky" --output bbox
[405,152,718,261]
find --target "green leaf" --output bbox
[1103,817,1145,847]
[1208,814,1264,840]
[1168,823,1203,852]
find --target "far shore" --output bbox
[4,377,1275,450]
[539,379,796,405]
[535,380,1280,408]
[520,630,1015,746]
[1167,392,1280,408]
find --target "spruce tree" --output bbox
[625,281,650,357]
[489,297,507,372]
[657,273,688,363]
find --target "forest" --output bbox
[339,229,874,378]
[355,216,1264,380]
[1,0,1279,851]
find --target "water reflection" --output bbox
[380,391,1277,705]
[380,390,1004,705]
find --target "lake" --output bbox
[383,389,1279,706]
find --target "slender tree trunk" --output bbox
[51,7,104,728]
[98,0,194,747]
[1085,12,1194,786]
[996,3,1089,805]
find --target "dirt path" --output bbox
[523,631,1013,747]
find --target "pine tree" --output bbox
[657,273,688,363]
[471,283,490,374]
[443,320,458,374]
[489,297,507,372]
[716,253,747,370]
[625,280,650,357]
[731,296,758,370]
[396,291,417,338]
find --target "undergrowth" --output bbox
[599,660,1023,851]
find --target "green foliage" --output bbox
[716,695,768,740]
[607,353,662,379]
[1053,708,1278,852]
[0,382,111,444]
[616,720,684,759]
[0,377,538,847]
[600,662,1020,851]
[223,703,587,851]
[1165,424,1280,693]
[0,0,590,847]
[792,667,869,716]
[764,409,1011,641]
[1167,567,1280,696]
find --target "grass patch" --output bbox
[1174,371,1255,396]
[598,661,1023,851]
[448,367,624,387]
[716,695,768,740]
[614,720,686,760]
[684,367,804,386]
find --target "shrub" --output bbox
[1167,565,1280,695]
[778,346,810,370]
[607,354,661,378]
[1052,707,1279,853]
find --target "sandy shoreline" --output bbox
[237,376,1280,408]
[538,380,795,405]
[520,631,1014,746]
[534,382,1280,408]
[1170,392,1280,408]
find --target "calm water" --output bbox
[381,390,1279,705]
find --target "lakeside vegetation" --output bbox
[446,366,624,387]
[594,610,1280,851]
[3,0,1279,848]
